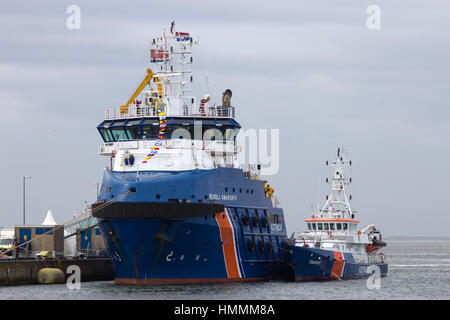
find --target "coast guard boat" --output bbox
[289,148,388,281]
[92,23,291,285]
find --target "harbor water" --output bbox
[1,237,449,300]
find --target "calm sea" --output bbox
[1,237,449,300]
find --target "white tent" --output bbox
[42,210,57,226]
[41,209,76,257]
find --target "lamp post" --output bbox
[22,176,31,225]
[92,182,99,199]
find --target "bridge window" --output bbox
[324,223,329,231]
[307,223,311,230]
[142,125,162,140]
[100,128,114,142]
[126,126,140,140]
[172,126,194,139]
[330,223,335,230]
[337,223,342,230]
[343,223,348,230]
[312,223,316,230]
[224,128,238,141]
[317,223,323,230]
[203,127,223,141]
[111,128,128,141]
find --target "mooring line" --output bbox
[0,190,131,257]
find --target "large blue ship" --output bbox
[92,24,291,285]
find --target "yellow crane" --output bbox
[120,68,163,114]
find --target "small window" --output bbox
[330,223,335,230]
[156,194,161,199]
[343,223,348,230]
[307,223,311,230]
[100,128,114,142]
[318,223,323,230]
[35,228,53,235]
[324,223,329,231]
[111,128,128,141]
[337,223,342,230]
[312,223,316,230]
[106,187,111,193]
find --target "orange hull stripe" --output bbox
[331,251,345,278]
[215,211,241,279]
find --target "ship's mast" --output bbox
[150,22,197,115]
[319,147,354,219]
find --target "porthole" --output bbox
[232,188,235,192]
[156,194,161,199]
[225,187,228,192]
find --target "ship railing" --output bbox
[104,105,166,120]
[104,105,235,120]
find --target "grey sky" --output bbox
[0,0,449,236]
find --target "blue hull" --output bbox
[94,167,293,284]
[290,246,388,281]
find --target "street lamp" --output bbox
[92,182,99,199]
[22,176,31,225]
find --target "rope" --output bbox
[0,190,131,258]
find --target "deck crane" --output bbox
[120,68,163,114]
